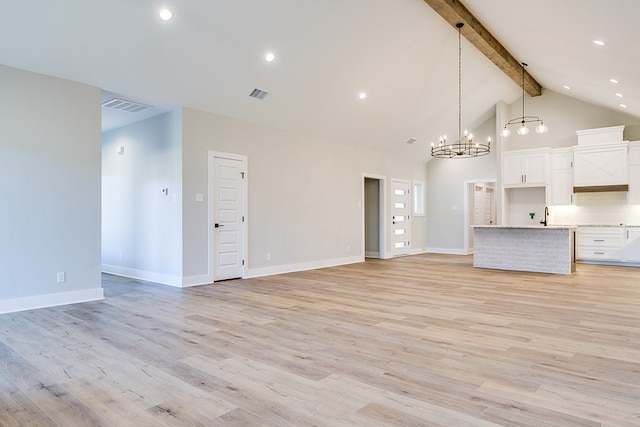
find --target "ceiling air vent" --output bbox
[405,138,417,144]
[101,98,151,113]
[249,88,269,100]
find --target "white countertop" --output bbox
[577,224,640,227]
[473,225,576,229]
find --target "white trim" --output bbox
[102,264,183,287]
[208,151,248,282]
[365,251,380,258]
[362,173,387,259]
[181,274,213,287]
[246,255,363,278]
[409,248,429,256]
[426,247,469,255]
[0,288,104,314]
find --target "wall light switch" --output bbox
[195,193,204,202]
[57,272,66,283]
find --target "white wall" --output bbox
[426,115,498,253]
[102,112,183,285]
[181,108,428,280]
[0,65,103,313]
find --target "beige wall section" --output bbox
[426,114,498,253]
[502,89,640,153]
[0,65,103,312]
[181,108,427,278]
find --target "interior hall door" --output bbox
[391,179,411,256]
[212,155,246,281]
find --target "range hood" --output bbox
[573,184,629,193]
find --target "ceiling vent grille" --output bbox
[249,88,269,100]
[101,98,151,113]
[405,138,417,144]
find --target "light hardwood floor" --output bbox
[1,254,639,426]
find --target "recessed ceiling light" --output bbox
[609,78,619,84]
[159,8,173,21]
[593,39,605,46]
[358,92,367,100]
[265,52,275,62]
[563,85,571,90]
[616,93,624,98]
[620,104,628,109]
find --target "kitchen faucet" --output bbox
[540,206,549,226]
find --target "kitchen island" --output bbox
[473,226,576,274]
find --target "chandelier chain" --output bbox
[430,22,491,158]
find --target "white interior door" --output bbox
[212,155,245,281]
[391,179,411,256]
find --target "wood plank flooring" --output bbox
[1,254,639,426]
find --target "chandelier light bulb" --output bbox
[517,125,529,136]
[501,128,511,137]
[536,123,548,134]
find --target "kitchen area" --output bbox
[474,125,640,273]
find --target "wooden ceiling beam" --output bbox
[423,0,542,97]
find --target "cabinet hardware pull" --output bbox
[594,251,605,254]
[593,239,605,242]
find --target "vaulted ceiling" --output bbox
[1,0,638,162]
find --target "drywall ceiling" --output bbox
[1,0,638,162]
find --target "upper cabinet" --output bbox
[573,143,628,187]
[550,148,574,205]
[573,125,628,189]
[628,142,640,204]
[503,148,550,187]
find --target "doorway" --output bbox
[363,175,386,259]
[209,151,247,281]
[464,180,496,253]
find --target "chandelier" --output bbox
[431,23,491,159]
[501,62,548,136]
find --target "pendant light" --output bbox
[501,62,548,137]
[431,23,491,158]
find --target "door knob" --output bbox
[214,223,224,228]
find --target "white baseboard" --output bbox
[102,264,183,287]
[409,248,429,255]
[365,251,380,258]
[425,247,469,255]
[246,255,363,278]
[0,288,104,314]
[181,274,213,287]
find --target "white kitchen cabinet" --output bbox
[573,143,628,187]
[624,227,640,262]
[550,148,574,205]
[627,142,640,204]
[577,227,624,261]
[503,148,550,187]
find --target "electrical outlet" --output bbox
[266,253,271,261]
[347,245,351,253]
[57,272,66,283]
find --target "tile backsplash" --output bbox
[551,192,640,225]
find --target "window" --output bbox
[412,180,425,216]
